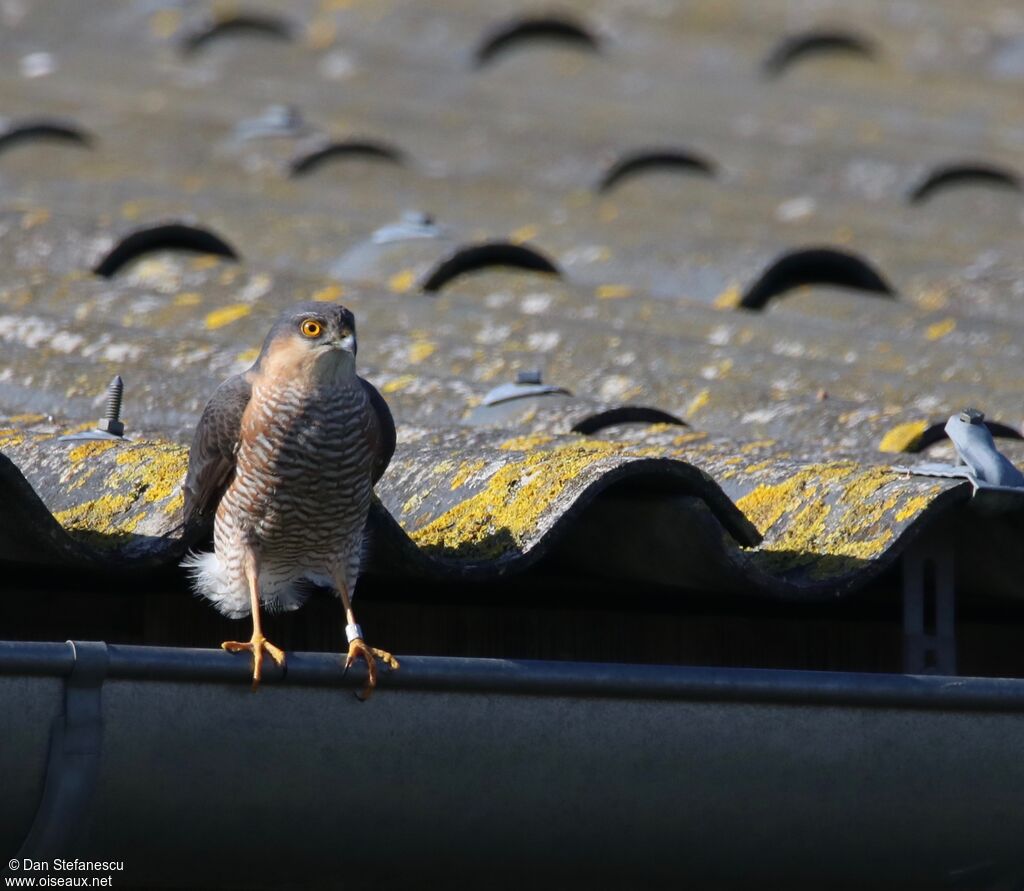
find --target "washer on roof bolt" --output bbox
[233,105,307,141]
[481,371,572,406]
[372,212,449,244]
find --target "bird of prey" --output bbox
[181,302,398,698]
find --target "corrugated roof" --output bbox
[1,0,1023,600]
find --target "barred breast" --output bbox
[215,374,374,585]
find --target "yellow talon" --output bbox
[222,635,286,690]
[344,638,400,700]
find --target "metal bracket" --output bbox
[902,545,956,676]
[896,408,1024,495]
[16,640,108,860]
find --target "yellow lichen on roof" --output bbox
[54,439,190,543]
[312,283,344,302]
[190,255,222,271]
[387,269,417,294]
[686,388,710,416]
[67,440,118,464]
[510,224,539,244]
[924,317,956,341]
[115,442,190,503]
[499,433,554,451]
[381,375,416,394]
[205,303,251,329]
[410,439,640,558]
[737,465,849,535]
[450,458,487,490]
[403,491,426,516]
[738,464,942,577]
[596,284,633,300]
[878,419,928,453]
[61,440,119,493]
[713,283,742,309]
[895,489,945,523]
[672,431,708,447]
[408,340,436,364]
[163,490,185,517]
[0,429,26,450]
[53,493,142,545]
[643,423,685,435]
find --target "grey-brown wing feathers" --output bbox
[360,376,395,485]
[184,372,392,529]
[183,372,252,528]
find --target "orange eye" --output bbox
[300,319,322,338]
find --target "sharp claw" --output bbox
[345,638,389,700]
[221,635,286,692]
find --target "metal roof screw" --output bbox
[56,375,127,442]
[959,408,984,425]
[516,370,543,385]
[266,104,302,129]
[403,210,434,226]
[96,375,125,437]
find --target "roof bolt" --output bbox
[267,104,301,129]
[403,210,434,226]
[959,407,984,425]
[516,369,543,385]
[96,375,125,437]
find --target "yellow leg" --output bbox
[221,550,286,690]
[333,572,399,701]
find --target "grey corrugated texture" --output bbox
[0,0,1022,596]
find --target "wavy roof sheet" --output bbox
[1,0,1023,599]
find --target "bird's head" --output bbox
[255,301,359,381]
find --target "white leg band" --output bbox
[345,623,364,644]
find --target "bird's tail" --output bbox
[180,550,251,619]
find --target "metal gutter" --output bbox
[4,641,1024,887]
[4,639,1024,710]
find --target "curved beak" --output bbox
[321,333,356,353]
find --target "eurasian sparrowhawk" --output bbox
[182,302,398,697]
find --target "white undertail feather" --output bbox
[181,550,315,619]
